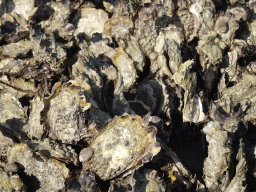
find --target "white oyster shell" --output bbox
[73,8,109,40]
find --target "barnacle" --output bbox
[214,12,239,46]
[133,168,166,192]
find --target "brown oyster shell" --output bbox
[83,115,161,180]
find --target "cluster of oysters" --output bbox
[1,0,256,191]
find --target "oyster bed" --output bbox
[1,0,256,191]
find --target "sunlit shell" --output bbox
[23,95,45,140]
[104,16,133,39]
[155,25,183,74]
[72,8,109,40]
[0,93,27,131]
[41,81,91,144]
[0,40,31,58]
[8,143,69,191]
[202,121,231,190]
[0,168,27,191]
[224,139,247,192]
[133,168,166,192]
[83,115,161,180]
[214,13,239,46]
[13,0,35,20]
[104,47,137,90]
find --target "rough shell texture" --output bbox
[8,143,69,192]
[23,95,45,140]
[202,120,236,191]
[63,169,101,192]
[0,168,27,192]
[72,8,109,40]
[41,81,91,144]
[133,168,166,192]
[83,115,161,180]
[0,93,27,132]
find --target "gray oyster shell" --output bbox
[83,115,161,180]
[0,168,27,192]
[8,143,69,192]
[0,93,27,133]
[41,81,91,144]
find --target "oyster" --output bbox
[63,170,101,192]
[104,47,137,91]
[23,95,44,140]
[41,81,92,144]
[83,115,161,180]
[202,121,230,190]
[0,168,27,192]
[72,8,109,40]
[109,167,166,192]
[8,143,69,191]
[133,168,166,192]
[0,93,27,134]
[0,0,256,190]
[13,0,35,20]
[104,16,133,39]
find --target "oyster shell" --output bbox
[104,47,137,91]
[22,95,44,140]
[104,16,133,39]
[133,168,166,192]
[8,143,69,192]
[202,121,230,190]
[72,8,109,40]
[13,0,35,20]
[83,115,161,180]
[41,81,91,144]
[63,170,101,192]
[0,168,27,192]
[109,167,166,192]
[0,93,27,133]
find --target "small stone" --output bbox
[79,148,94,162]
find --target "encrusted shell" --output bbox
[72,8,109,40]
[133,168,166,192]
[104,16,133,39]
[41,81,91,144]
[83,115,161,180]
[64,170,101,192]
[202,121,231,190]
[214,13,239,46]
[8,143,69,191]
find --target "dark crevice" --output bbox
[135,56,151,86]
[18,168,41,192]
[96,178,110,192]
